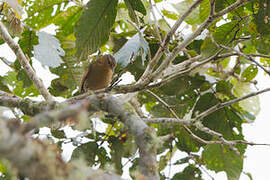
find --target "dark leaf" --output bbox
[75,0,118,59]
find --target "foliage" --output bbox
[0,0,269,179]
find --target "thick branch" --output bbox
[1,92,159,179]
[0,91,56,116]
[0,22,54,101]
[0,117,122,180]
[83,94,160,180]
[144,117,193,125]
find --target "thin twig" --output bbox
[138,0,203,83]
[145,89,216,144]
[149,0,163,44]
[209,33,270,76]
[196,88,270,120]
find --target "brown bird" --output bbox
[80,54,117,93]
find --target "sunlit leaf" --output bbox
[172,0,209,25]
[241,65,258,82]
[34,32,64,68]
[114,27,149,67]
[233,82,260,117]
[24,0,70,29]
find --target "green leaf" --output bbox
[54,6,83,37]
[0,76,11,93]
[71,142,98,165]
[172,0,199,25]
[24,0,70,29]
[200,37,218,58]
[18,28,38,57]
[109,136,124,174]
[48,6,85,97]
[260,57,270,66]
[233,82,260,117]
[214,21,239,44]
[215,0,236,12]
[254,36,270,54]
[175,127,202,152]
[172,165,202,180]
[193,93,246,149]
[0,162,6,174]
[241,65,258,82]
[2,71,39,97]
[161,9,179,20]
[124,0,146,22]
[51,129,66,139]
[75,0,118,59]
[172,0,209,25]
[216,80,234,98]
[202,144,243,180]
[16,69,32,88]
[254,0,270,37]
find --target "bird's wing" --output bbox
[80,65,92,93]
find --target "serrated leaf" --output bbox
[75,0,118,59]
[124,0,146,15]
[114,28,149,67]
[34,31,64,68]
[54,6,83,37]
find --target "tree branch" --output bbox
[0,21,54,101]
[2,92,160,179]
[118,0,252,93]
[149,0,252,81]
[137,0,203,83]
[196,88,270,120]
[0,90,56,116]
[0,117,122,180]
